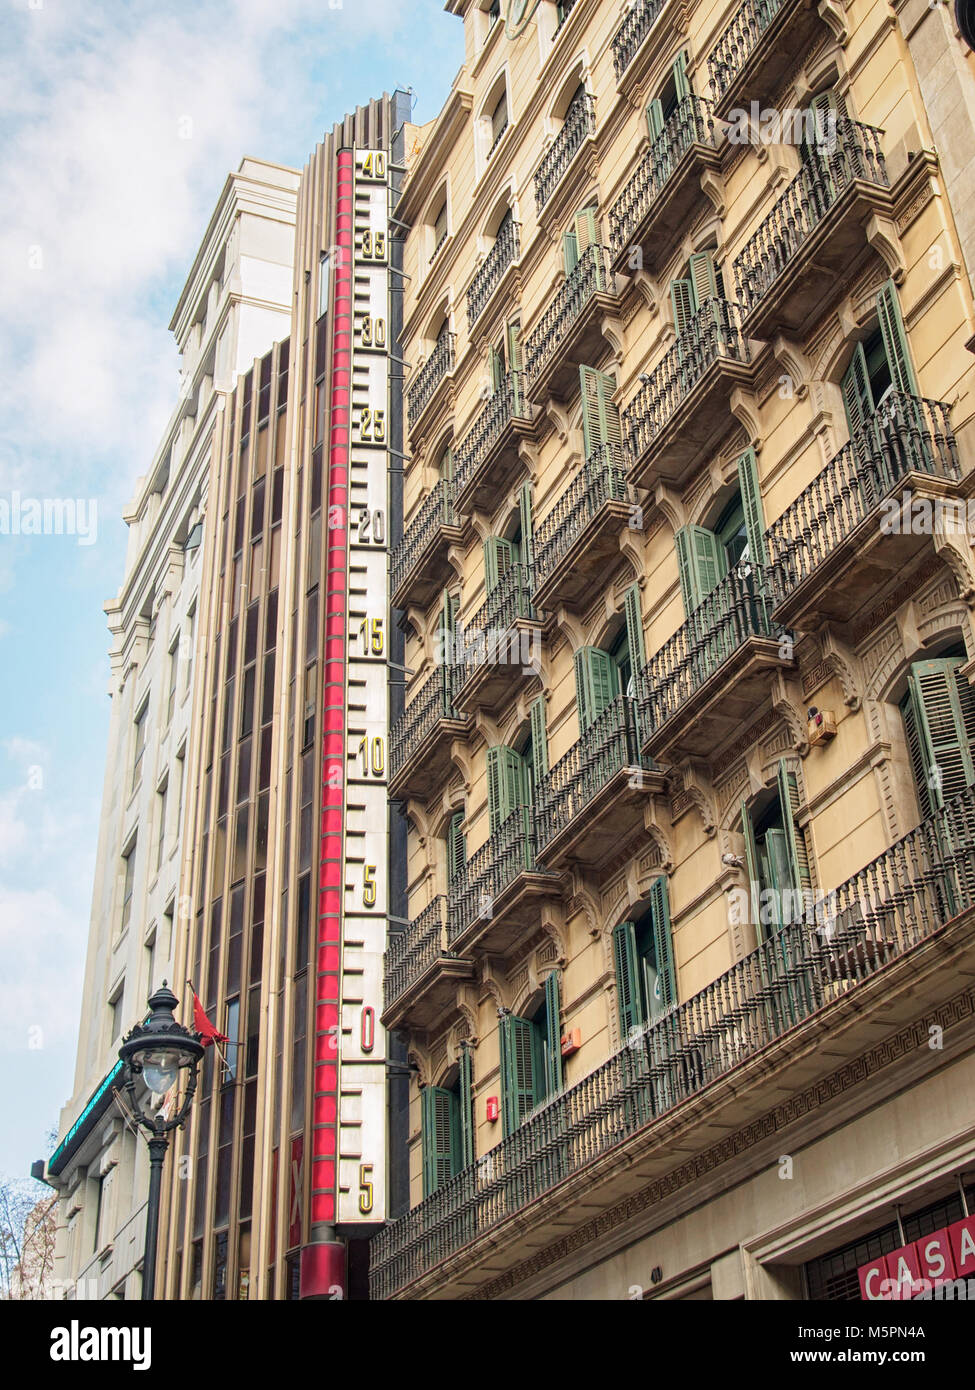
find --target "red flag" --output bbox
[193,991,228,1047]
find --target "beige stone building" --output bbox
[374,0,975,1300]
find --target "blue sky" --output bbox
[0,0,463,1187]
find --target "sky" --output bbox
[0,0,463,1189]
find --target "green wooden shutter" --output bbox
[777,759,812,895]
[674,524,727,616]
[646,98,664,139]
[458,1045,474,1168]
[842,342,875,438]
[529,696,548,781]
[906,659,975,808]
[624,583,647,668]
[901,687,933,818]
[737,448,767,566]
[544,971,563,1096]
[613,920,645,1037]
[688,251,719,310]
[562,228,580,275]
[439,446,454,483]
[673,50,692,101]
[484,536,515,595]
[447,810,466,881]
[579,366,621,459]
[506,319,523,375]
[421,1086,458,1197]
[741,798,761,930]
[440,589,457,711]
[876,280,919,397]
[649,875,677,1010]
[486,745,526,832]
[519,481,534,568]
[499,1013,538,1135]
[670,278,694,337]
[574,647,618,731]
[574,207,599,254]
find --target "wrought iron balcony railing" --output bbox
[733,119,889,318]
[533,444,631,592]
[452,564,537,694]
[612,0,667,79]
[536,696,650,859]
[467,220,520,329]
[767,395,960,607]
[523,245,614,393]
[447,807,540,949]
[637,565,777,741]
[535,91,596,215]
[390,479,459,602]
[407,333,455,431]
[371,782,975,1299]
[554,0,579,35]
[452,373,531,501]
[609,96,718,259]
[708,0,789,104]
[623,298,749,463]
[384,897,454,1015]
[389,665,461,783]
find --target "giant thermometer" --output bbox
[303,145,390,1297]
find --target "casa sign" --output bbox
[857,1214,975,1299]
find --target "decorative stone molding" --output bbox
[865,212,907,284]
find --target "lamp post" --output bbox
[119,983,204,1300]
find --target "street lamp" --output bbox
[119,983,204,1300]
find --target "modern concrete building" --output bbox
[159,93,412,1301]
[44,158,298,1300]
[371,0,975,1301]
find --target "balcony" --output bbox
[407,332,455,436]
[536,696,666,870]
[452,565,542,714]
[390,480,465,613]
[452,373,534,515]
[767,396,962,630]
[623,298,752,490]
[708,0,831,120]
[370,786,975,1300]
[523,246,619,403]
[612,0,667,81]
[637,566,788,761]
[533,445,636,613]
[447,809,559,956]
[732,120,891,339]
[389,667,471,802]
[609,96,721,275]
[467,220,520,330]
[534,91,596,217]
[382,897,475,1033]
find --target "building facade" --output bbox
[45,158,298,1300]
[373,0,975,1300]
[158,93,412,1301]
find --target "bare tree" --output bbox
[0,1128,59,1300]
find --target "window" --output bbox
[109,984,125,1043]
[119,840,137,933]
[646,51,692,139]
[166,639,180,726]
[674,449,766,616]
[420,1047,474,1196]
[498,973,562,1135]
[740,762,812,938]
[446,811,466,882]
[489,89,508,155]
[574,646,620,730]
[669,251,726,336]
[183,604,196,694]
[144,929,156,997]
[183,521,203,552]
[579,365,621,462]
[132,701,149,791]
[175,748,186,839]
[156,780,168,873]
[318,252,330,319]
[841,280,918,437]
[900,649,975,817]
[486,744,531,831]
[224,998,240,1082]
[431,200,448,261]
[613,877,676,1039]
[562,206,603,278]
